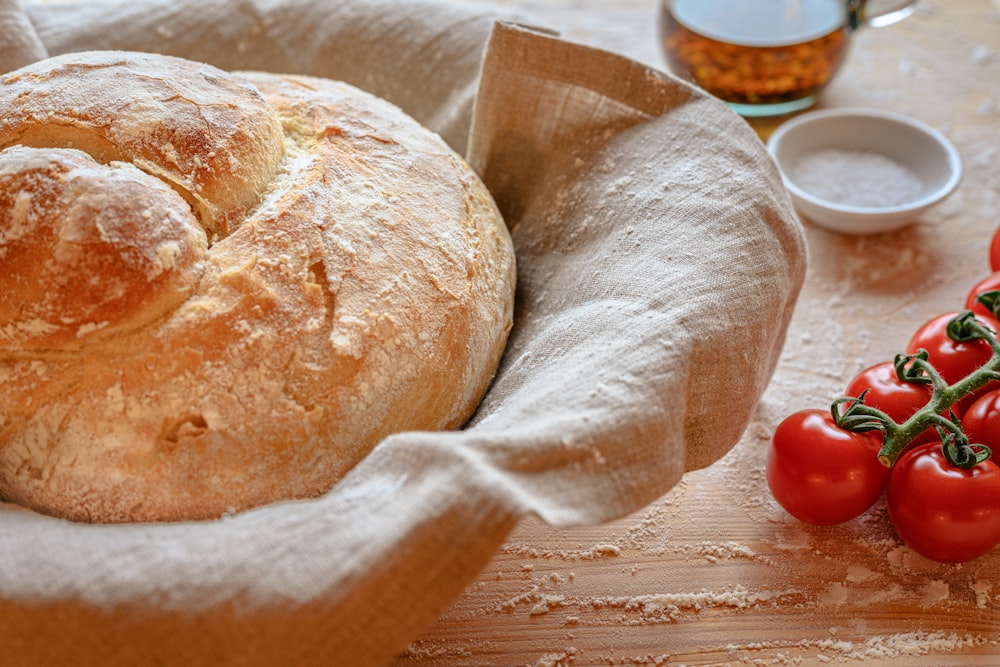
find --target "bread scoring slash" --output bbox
[0,51,516,523]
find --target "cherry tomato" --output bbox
[767,409,888,526]
[845,361,939,445]
[887,441,1000,563]
[964,272,1000,321]
[961,388,1000,452]
[905,311,1000,386]
[990,225,1000,272]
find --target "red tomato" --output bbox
[905,311,1000,386]
[990,225,1000,272]
[887,441,1000,563]
[845,361,938,445]
[964,272,1000,321]
[767,409,888,526]
[961,389,1000,452]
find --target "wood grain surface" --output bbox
[394,1,1000,664]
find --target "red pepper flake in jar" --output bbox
[661,0,850,107]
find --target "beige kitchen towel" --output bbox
[0,2,807,666]
[0,0,44,70]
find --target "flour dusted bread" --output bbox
[0,51,515,523]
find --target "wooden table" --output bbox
[394,1,1000,664]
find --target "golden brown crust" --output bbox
[0,52,515,523]
[0,146,207,350]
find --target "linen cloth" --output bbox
[0,1,807,665]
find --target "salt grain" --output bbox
[791,148,925,208]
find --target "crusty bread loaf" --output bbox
[0,51,515,523]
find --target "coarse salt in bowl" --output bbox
[766,107,962,235]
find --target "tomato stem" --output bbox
[840,311,1000,469]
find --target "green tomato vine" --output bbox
[831,310,1000,470]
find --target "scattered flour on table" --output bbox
[680,541,773,564]
[593,586,796,624]
[972,579,993,609]
[800,630,991,661]
[532,647,579,667]
[500,543,622,561]
[493,576,799,625]
[718,630,993,663]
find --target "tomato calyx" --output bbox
[936,427,993,469]
[837,310,1000,470]
[972,289,1000,321]
[945,309,997,345]
[830,391,886,434]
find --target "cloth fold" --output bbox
[0,0,46,69]
[1,2,806,665]
[19,0,530,153]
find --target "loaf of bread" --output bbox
[0,51,516,523]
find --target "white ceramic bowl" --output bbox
[766,108,962,235]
